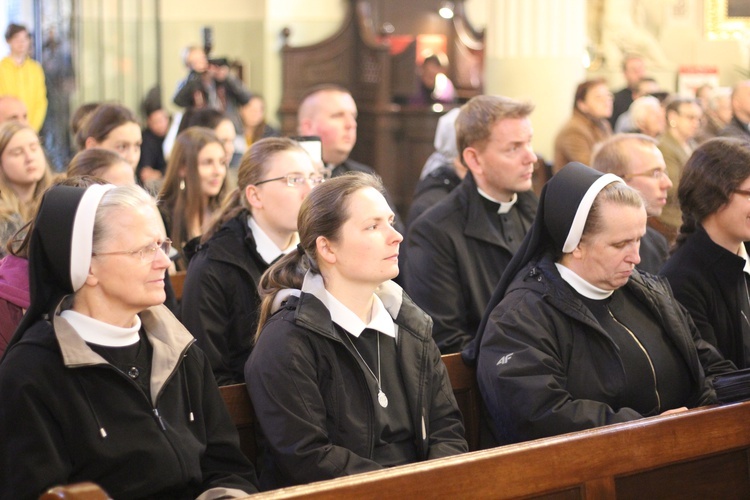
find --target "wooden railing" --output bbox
[42,371,750,498]
[247,401,750,499]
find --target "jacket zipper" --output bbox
[608,308,661,411]
[92,340,195,477]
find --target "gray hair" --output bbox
[92,184,158,253]
[630,96,661,129]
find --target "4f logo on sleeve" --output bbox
[496,353,514,365]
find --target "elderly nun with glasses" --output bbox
[0,183,258,498]
[464,162,734,446]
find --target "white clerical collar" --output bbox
[477,188,518,214]
[248,216,299,265]
[60,309,141,347]
[555,263,613,300]
[737,243,750,276]
[302,272,396,339]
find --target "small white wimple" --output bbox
[561,173,624,253]
[70,184,116,291]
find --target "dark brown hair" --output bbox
[255,172,385,340]
[574,78,608,111]
[4,23,27,42]
[75,103,138,151]
[675,137,750,248]
[158,127,226,256]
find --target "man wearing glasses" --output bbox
[591,133,673,273]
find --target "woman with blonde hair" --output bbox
[181,137,320,385]
[0,120,54,252]
[246,172,467,490]
[158,126,227,269]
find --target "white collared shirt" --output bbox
[60,310,142,347]
[738,243,750,276]
[302,272,397,339]
[248,216,299,265]
[555,263,614,300]
[477,188,518,214]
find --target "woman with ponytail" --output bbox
[661,137,750,369]
[245,172,467,491]
[180,137,320,385]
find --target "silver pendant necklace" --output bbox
[345,330,388,408]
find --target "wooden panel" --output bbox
[246,402,750,499]
[219,383,257,466]
[279,0,484,216]
[169,270,187,302]
[39,482,110,500]
[442,353,480,451]
[615,450,750,499]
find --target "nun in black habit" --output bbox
[0,184,257,498]
[464,162,734,446]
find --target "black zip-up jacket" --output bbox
[661,226,750,368]
[245,276,467,490]
[477,255,735,445]
[181,212,268,385]
[0,301,258,499]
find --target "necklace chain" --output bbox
[344,329,388,408]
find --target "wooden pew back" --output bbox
[247,401,750,499]
[170,270,187,302]
[440,353,479,451]
[39,482,110,500]
[219,383,257,466]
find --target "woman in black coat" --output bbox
[181,137,321,384]
[0,184,257,498]
[467,163,734,446]
[661,137,750,368]
[246,172,467,490]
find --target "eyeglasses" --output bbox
[677,113,702,121]
[255,174,325,188]
[734,188,750,201]
[625,168,669,180]
[92,239,172,263]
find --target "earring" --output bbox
[179,179,185,191]
[669,121,676,127]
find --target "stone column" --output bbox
[483,0,588,161]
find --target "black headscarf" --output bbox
[2,184,114,361]
[462,162,624,364]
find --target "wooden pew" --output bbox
[39,482,110,500]
[170,270,187,302]
[219,383,257,466]
[243,401,750,499]
[440,353,479,451]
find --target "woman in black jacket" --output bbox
[246,172,467,490]
[0,183,257,498]
[661,137,750,369]
[468,162,734,446]
[181,137,321,384]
